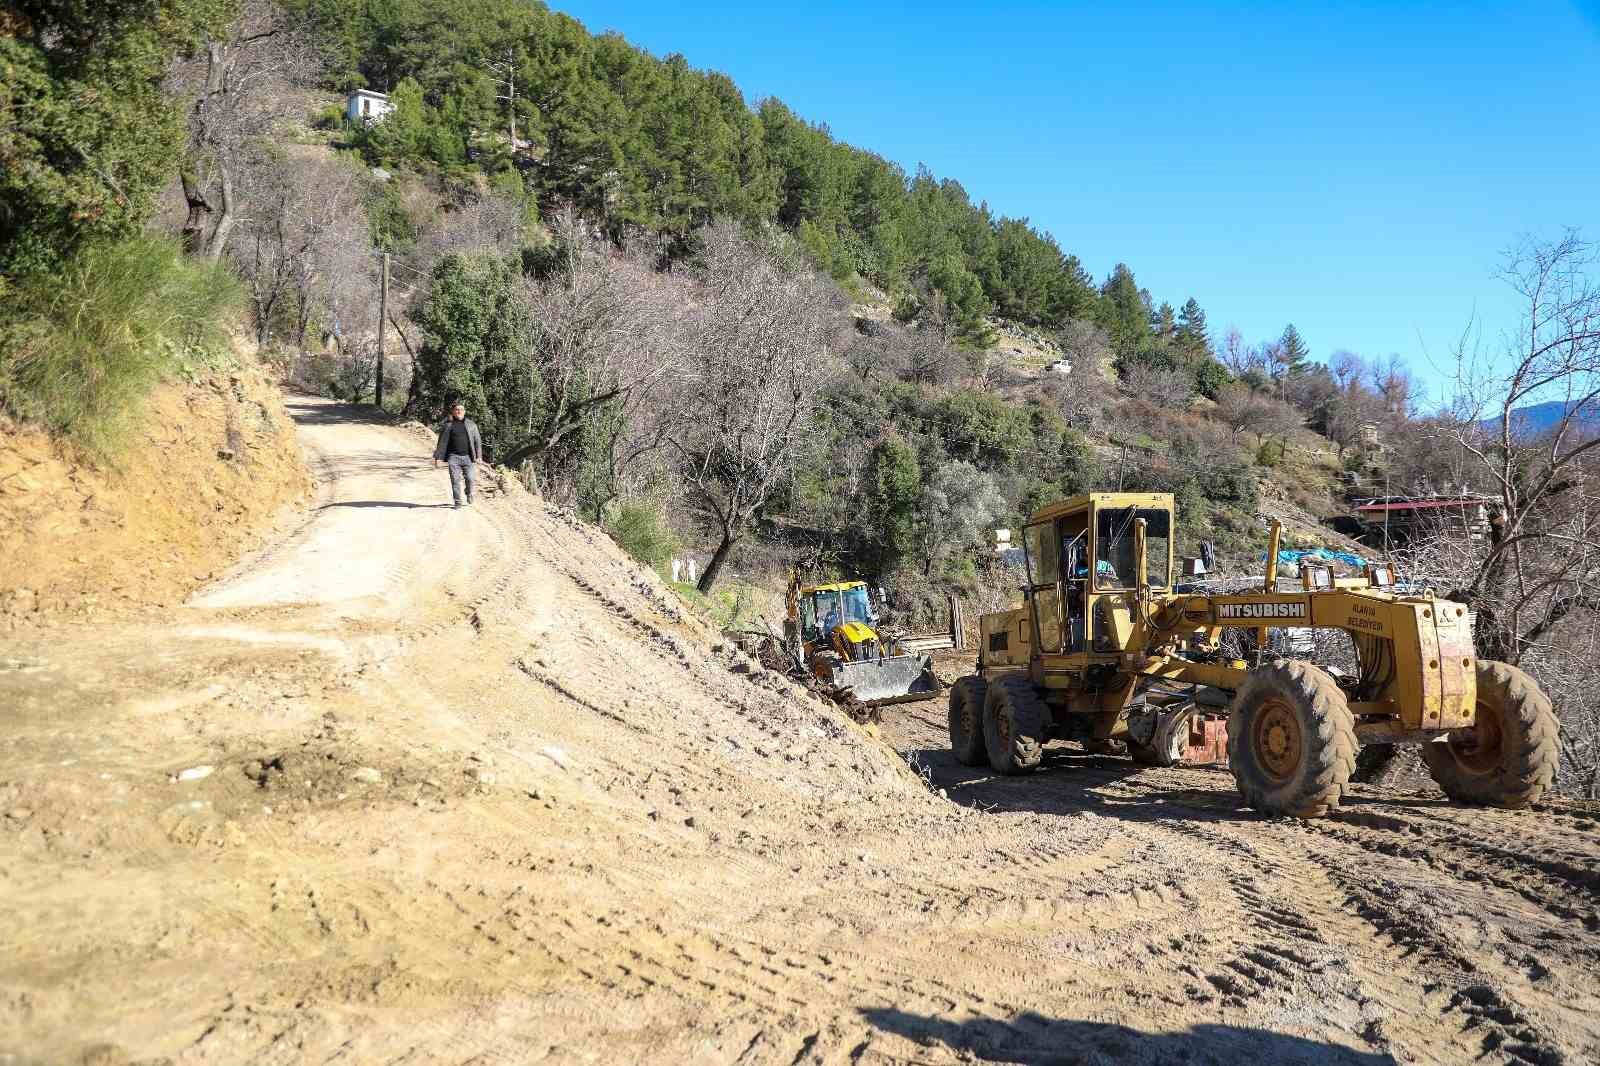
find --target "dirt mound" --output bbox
[0,350,309,621]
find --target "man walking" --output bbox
[432,401,483,508]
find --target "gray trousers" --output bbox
[446,454,476,504]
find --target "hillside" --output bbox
[3,396,1598,1064]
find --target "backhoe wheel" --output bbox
[948,676,989,766]
[1421,660,1558,809]
[1227,661,1356,818]
[983,676,1046,775]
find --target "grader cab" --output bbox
[951,492,1558,818]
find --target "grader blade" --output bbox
[832,654,940,707]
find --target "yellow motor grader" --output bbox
[782,576,962,708]
[951,491,1559,817]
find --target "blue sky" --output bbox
[553,2,1600,405]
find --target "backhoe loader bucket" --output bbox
[830,654,941,707]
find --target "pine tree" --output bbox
[1097,263,1149,355]
[1156,302,1177,337]
[1178,297,1209,346]
[1279,323,1310,371]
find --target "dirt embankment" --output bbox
[1,394,1598,1066]
[0,353,309,621]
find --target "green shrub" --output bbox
[312,104,348,131]
[1193,358,1232,399]
[606,501,682,576]
[1198,461,1258,510]
[0,237,241,456]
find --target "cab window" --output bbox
[811,590,845,631]
[1095,507,1171,589]
[1023,522,1060,586]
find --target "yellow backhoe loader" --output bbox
[951,492,1559,817]
[783,576,963,708]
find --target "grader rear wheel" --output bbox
[948,676,989,767]
[1421,660,1558,809]
[983,676,1046,775]
[1226,661,1356,818]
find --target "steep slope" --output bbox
[0,352,310,619]
[1,395,1597,1065]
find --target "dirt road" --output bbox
[3,396,1598,1065]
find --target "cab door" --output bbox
[1022,519,1064,654]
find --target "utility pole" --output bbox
[376,251,389,409]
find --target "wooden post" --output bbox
[376,251,389,409]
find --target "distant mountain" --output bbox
[1483,399,1600,439]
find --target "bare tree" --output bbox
[231,151,367,350]
[1330,349,1366,390]
[1421,231,1600,794]
[673,220,837,593]
[1448,231,1600,663]
[1042,319,1114,432]
[1210,382,1255,443]
[1219,326,1257,375]
[1372,352,1417,416]
[168,0,317,260]
[1211,383,1298,450]
[1323,388,1380,460]
[499,208,679,488]
[410,189,527,272]
[1121,362,1193,409]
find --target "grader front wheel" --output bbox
[1421,660,1558,809]
[1226,661,1356,818]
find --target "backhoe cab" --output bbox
[953,492,1558,818]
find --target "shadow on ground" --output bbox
[905,739,1459,827]
[861,1007,1395,1065]
[283,399,385,427]
[317,501,450,510]
[906,741,1261,824]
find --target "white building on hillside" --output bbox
[346,89,392,124]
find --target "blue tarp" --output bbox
[1266,547,1367,570]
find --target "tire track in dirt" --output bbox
[885,695,1600,1065]
[1082,768,1600,1062]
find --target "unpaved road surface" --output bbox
[3,395,1599,1065]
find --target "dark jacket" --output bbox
[434,417,483,462]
